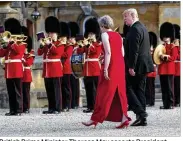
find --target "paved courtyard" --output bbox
[0,102,180,137]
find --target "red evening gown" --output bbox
[91,31,130,123]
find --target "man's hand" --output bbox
[129,68,135,76]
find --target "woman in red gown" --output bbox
[82,15,131,129]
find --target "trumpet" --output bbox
[39,37,52,46]
[0,31,27,43]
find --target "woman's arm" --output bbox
[102,32,111,71]
[121,38,125,57]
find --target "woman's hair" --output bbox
[98,15,114,29]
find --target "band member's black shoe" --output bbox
[83,108,93,113]
[5,112,16,116]
[160,106,174,109]
[23,109,30,114]
[131,118,147,126]
[73,106,78,109]
[53,111,61,114]
[15,112,22,116]
[175,104,180,107]
[5,112,21,116]
[42,110,54,114]
[62,108,69,112]
[146,104,154,107]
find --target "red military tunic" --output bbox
[22,50,35,82]
[77,42,102,76]
[37,41,64,78]
[174,46,180,76]
[158,43,178,75]
[61,45,73,74]
[0,42,26,78]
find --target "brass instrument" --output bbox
[153,44,167,65]
[0,31,27,43]
[58,37,67,45]
[40,37,52,46]
[114,26,120,32]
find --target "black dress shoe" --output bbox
[146,104,154,107]
[73,106,78,109]
[42,110,54,114]
[15,112,22,116]
[23,109,30,114]
[131,118,147,126]
[5,112,16,116]
[62,108,69,112]
[53,111,61,114]
[175,104,180,107]
[83,108,93,113]
[160,106,174,109]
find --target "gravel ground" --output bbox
[0,102,180,137]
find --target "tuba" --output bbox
[153,44,166,65]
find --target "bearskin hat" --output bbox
[59,22,71,38]
[45,16,60,33]
[68,22,80,38]
[21,26,29,36]
[26,36,33,53]
[84,17,101,40]
[160,22,175,42]
[149,32,157,48]
[4,18,21,34]
[123,24,130,38]
[173,24,180,40]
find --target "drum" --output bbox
[71,53,85,78]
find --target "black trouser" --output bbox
[44,77,62,112]
[83,76,98,110]
[174,76,180,105]
[145,77,155,106]
[126,74,147,118]
[160,75,174,108]
[70,75,80,108]
[22,82,31,111]
[6,78,22,113]
[62,74,72,109]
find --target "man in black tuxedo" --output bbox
[123,8,154,126]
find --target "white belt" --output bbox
[85,58,99,62]
[5,59,22,63]
[174,60,180,62]
[43,59,60,62]
[24,67,31,69]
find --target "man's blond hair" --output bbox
[123,8,139,19]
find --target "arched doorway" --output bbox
[77,10,98,35]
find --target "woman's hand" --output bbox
[104,69,110,80]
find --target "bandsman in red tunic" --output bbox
[37,16,64,114]
[21,26,35,113]
[76,18,102,113]
[0,18,26,116]
[158,22,178,109]
[68,22,80,109]
[173,24,180,107]
[59,22,72,112]
[145,32,158,107]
